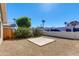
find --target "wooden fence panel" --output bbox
[3,28,14,40]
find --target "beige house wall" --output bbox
[0,3,7,24]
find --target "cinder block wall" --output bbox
[43,31,79,39]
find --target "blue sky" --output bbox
[6,3,79,27]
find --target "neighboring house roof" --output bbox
[10,24,17,27]
[67,20,79,28]
[70,21,79,25]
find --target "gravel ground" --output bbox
[0,36,79,56]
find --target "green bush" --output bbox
[14,27,43,39]
[14,28,33,39]
[32,27,43,37]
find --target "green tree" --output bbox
[16,16,31,28]
[64,22,68,31]
[64,22,67,26]
[42,20,45,28]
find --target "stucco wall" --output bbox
[43,31,79,39]
[0,3,7,24]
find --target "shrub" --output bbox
[14,27,43,39]
[14,28,33,39]
[32,27,43,37]
[50,29,60,32]
[72,28,79,32]
[66,29,71,32]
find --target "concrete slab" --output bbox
[27,36,55,46]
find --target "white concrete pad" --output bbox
[27,37,55,46]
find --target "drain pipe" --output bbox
[0,20,3,45]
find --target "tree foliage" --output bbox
[16,16,31,28]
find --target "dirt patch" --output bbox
[0,36,79,56]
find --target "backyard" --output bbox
[1,3,79,56]
[0,36,79,56]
